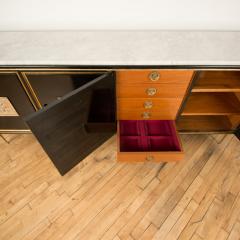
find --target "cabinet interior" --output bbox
[88,88,115,123]
[192,71,240,92]
[177,71,240,132]
[24,72,117,123]
[25,72,102,107]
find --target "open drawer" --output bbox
[117,120,184,162]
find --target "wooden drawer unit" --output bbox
[117,120,184,162]
[117,98,182,120]
[116,69,194,162]
[118,110,178,120]
[117,70,194,85]
[0,72,36,132]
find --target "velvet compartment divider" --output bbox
[119,120,181,152]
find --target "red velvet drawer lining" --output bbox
[119,120,181,152]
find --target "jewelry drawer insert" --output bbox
[117,120,183,162]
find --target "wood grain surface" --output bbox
[0,133,239,240]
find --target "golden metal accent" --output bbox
[0,129,31,134]
[146,155,154,161]
[142,112,151,119]
[0,68,238,73]
[144,101,153,109]
[149,71,160,81]
[23,71,105,75]
[0,68,111,72]
[18,72,42,110]
[146,88,157,96]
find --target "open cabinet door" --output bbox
[25,72,116,175]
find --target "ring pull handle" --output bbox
[144,101,153,109]
[146,155,154,161]
[142,112,151,119]
[146,88,157,96]
[149,71,160,81]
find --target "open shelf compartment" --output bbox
[177,115,235,132]
[182,93,240,116]
[192,71,240,92]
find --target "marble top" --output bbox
[0,31,240,66]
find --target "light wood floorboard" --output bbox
[0,133,239,240]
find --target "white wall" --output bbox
[0,0,240,31]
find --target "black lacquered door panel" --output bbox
[25,72,116,175]
[0,73,36,131]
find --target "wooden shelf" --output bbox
[182,93,240,116]
[192,71,240,92]
[177,116,233,132]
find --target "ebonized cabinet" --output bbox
[0,72,36,132]
[0,68,239,175]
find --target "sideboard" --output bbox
[0,31,239,175]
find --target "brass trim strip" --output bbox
[1,68,240,72]
[0,129,31,134]
[0,71,20,74]
[19,72,42,109]
[23,71,106,75]
[0,68,114,72]
[16,72,40,111]
[178,131,234,134]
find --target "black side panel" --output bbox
[25,72,116,175]
[0,73,35,130]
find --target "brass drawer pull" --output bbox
[149,71,160,81]
[142,112,151,119]
[146,88,157,96]
[146,155,154,161]
[144,101,153,109]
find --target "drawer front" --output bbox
[117,152,184,162]
[117,84,188,98]
[117,70,194,85]
[117,120,184,162]
[118,110,179,120]
[117,98,182,120]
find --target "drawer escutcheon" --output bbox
[149,71,160,81]
[146,155,154,161]
[142,112,151,119]
[146,88,157,96]
[144,101,153,109]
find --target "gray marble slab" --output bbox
[0,31,240,66]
